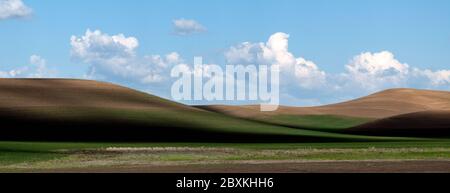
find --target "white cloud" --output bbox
[69,29,450,105]
[346,51,409,75]
[263,33,297,67]
[165,52,181,64]
[0,55,55,78]
[412,68,450,87]
[28,55,55,78]
[70,29,139,63]
[226,35,450,104]
[225,32,326,89]
[295,57,326,88]
[224,42,261,64]
[341,51,450,91]
[71,29,182,85]
[0,0,32,20]
[30,54,46,66]
[423,70,450,86]
[0,67,25,78]
[342,51,410,91]
[173,18,206,36]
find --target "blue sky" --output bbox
[1,0,450,106]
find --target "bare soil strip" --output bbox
[37,160,450,173]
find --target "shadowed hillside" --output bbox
[347,111,450,137]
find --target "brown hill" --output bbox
[202,88,450,119]
[0,78,197,111]
[347,111,450,137]
[0,79,213,141]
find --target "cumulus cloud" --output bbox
[70,29,139,63]
[226,34,450,105]
[328,50,450,98]
[0,67,25,78]
[30,54,46,66]
[224,42,263,64]
[339,50,450,92]
[295,58,327,88]
[71,29,183,85]
[225,32,326,89]
[342,51,410,91]
[346,51,409,76]
[0,55,55,78]
[172,18,206,36]
[0,0,32,20]
[424,70,450,86]
[68,29,450,106]
[412,68,450,87]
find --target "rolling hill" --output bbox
[0,78,376,142]
[201,88,450,119]
[348,111,450,137]
[199,88,450,133]
[0,78,196,110]
[0,79,448,141]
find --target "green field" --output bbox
[2,140,450,171]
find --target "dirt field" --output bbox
[39,160,450,173]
